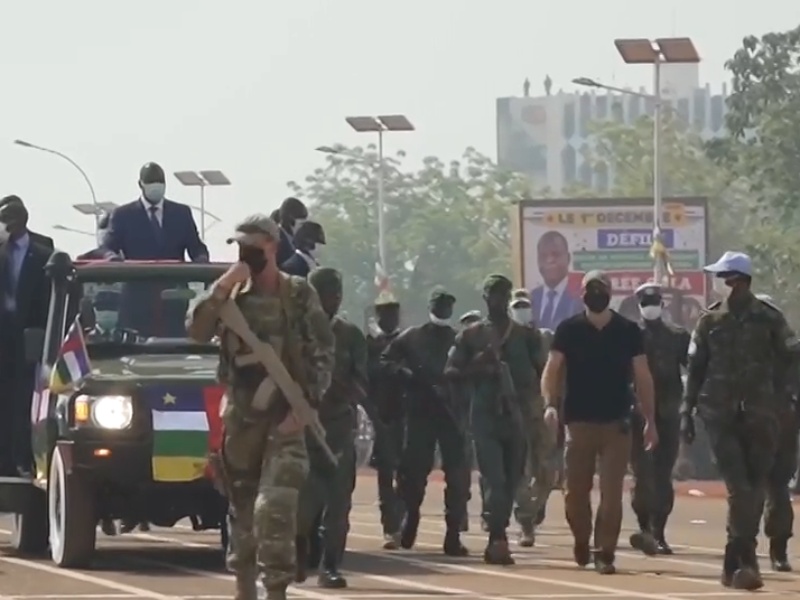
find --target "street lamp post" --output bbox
[173,170,231,240]
[574,37,699,285]
[52,224,93,237]
[343,115,414,278]
[13,139,101,225]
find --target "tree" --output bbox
[286,146,530,323]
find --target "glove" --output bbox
[679,411,695,445]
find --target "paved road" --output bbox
[0,476,797,600]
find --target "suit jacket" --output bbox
[0,239,50,330]
[29,231,54,251]
[276,227,295,266]
[280,251,315,278]
[531,285,582,330]
[101,199,208,261]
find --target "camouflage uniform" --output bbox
[367,295,406,547]
[512,313,552,546]
[186,215,335,600]
[381,288,468,555]
[297,268,366,588]
[682,289,796,588]
[445,274,545,564]
[755,294,799,571]
[630,285,690,554]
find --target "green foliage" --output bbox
[286,146,529,323]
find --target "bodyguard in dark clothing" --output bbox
[629,282,690,556]
[366,293,406,549]
[0,201,51,475]
[381,288,468,556]
[281,221,325,277]
[0,196,54,250]
[272,197,308,266]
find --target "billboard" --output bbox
[511,197,708,330]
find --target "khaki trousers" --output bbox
[564,421,631,554]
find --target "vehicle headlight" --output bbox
[90,395,133,429]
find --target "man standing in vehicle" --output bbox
[296,267,367,589]
[186,214,335,600]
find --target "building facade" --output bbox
[497,68,728,194]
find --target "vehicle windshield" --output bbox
[71,270,219,354]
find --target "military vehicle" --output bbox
[0,254,229,568]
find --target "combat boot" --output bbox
[234,569,258,600]
[294,536,308,583]
[382,531,401,550]
[653,515,673,555]
[629,530,658,556]
[318,558,348,589]
[518,521,535,548]
[732,542,763,591]
[769,537,792,572]
[443,530,469,557]
[400,509,420,549]
[483,534,514,565]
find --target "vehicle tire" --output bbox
[10,489,48,555]
[48,445,97,568]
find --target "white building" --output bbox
[497,65,728,193]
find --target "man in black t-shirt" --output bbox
[540,269,658,575]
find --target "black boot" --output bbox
[443,529,469,557]
[317,558,348,589]
[653,514,673,555]
[732,541,763,591]
[483,532,514,565]
[720,542,739,587]
[769,537,792,572]
[518,520,535,548]
[294,536,309,583]
[400,509,420,550]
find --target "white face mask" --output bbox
[429,313,451,326]
[0,223,9,244]
[95,310,118,330]
[712,277,731,298]
[510,307,532,324]
[639,305,662,320]
[142,182,166,204]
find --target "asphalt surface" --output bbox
[0,475,798,600]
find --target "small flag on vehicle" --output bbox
[49,314,92,394]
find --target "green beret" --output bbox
[429,286,456,304]
[483,274,513,294]
[308,267,342,291]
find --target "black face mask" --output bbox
[239,245,268,275]
[583,289,610,313]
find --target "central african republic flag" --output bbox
[146,385,223,482]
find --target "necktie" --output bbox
[149,206,162,238]
[541,289,558,328]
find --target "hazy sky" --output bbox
[2,0,797,258]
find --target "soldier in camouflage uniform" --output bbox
[681,252,797,591]
[755,294,799,572]
[381,287,468,556]
[458,310,482,532]
[366,292,406,549]
[508,289,552,546]
[186,214,335,600]
[296,268,367,589]
[628,283,690,556]
[445,274,546,565]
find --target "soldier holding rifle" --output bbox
[445,274,543,565]
[186,214,335,600]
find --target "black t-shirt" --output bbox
[552,310,644,424]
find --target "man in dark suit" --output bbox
[281,221,325,277]
[271,197,309,265]
[530,231,582,329]
[0,200,51,475]
[0,195,54,250]
[101,162,209,261]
